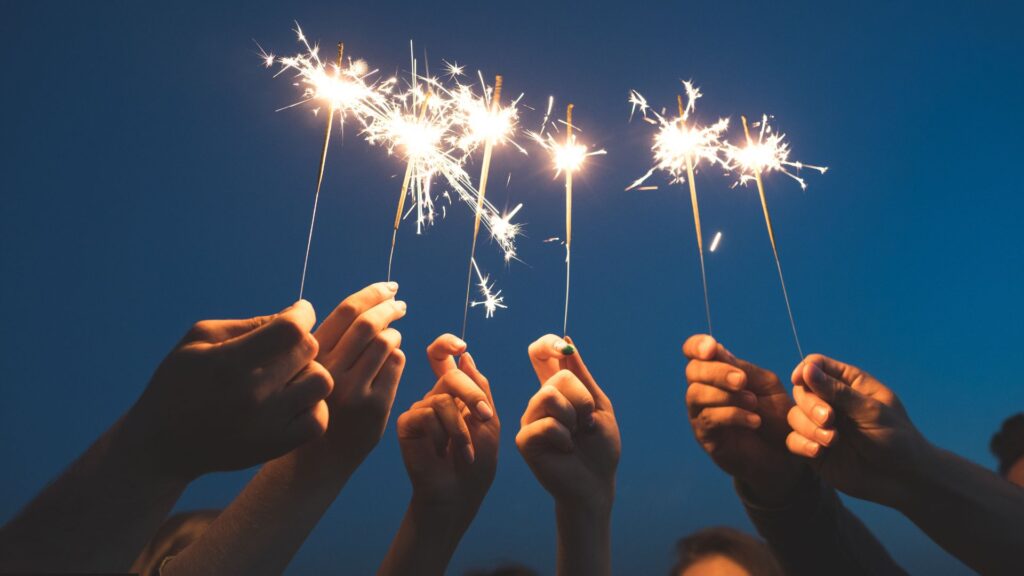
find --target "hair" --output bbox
[130,509,220,576]
[671,526,783,576]
[991,413,1024,475]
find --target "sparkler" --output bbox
[724,115,827,359]
[530,103,606,336]
[627,81,729,334]
[470,258,506,318]
[386,90,434,281]
[259,24,395,299]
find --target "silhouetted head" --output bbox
[991,413,1024,487]
[671,526,783,576]
[131,509,220,575]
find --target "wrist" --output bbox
[107,411,194,492]
[737,459,814,509]
[890,439,946,514]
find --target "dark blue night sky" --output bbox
[2,1,1022,573]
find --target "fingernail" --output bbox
[394,300,407,312]
[553,339,575,356]
[805,440,820,456]
[386,281,399,292]
[475,400,493,421]
[813,405,829,424]
[453,336,467,350]
[815,428,834,445]
[740,391,757,408]
[698,337,716,358]
[727,372,746,389]
[461,443,475,463]
[746,413,761,427]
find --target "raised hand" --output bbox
[682,334,803,504]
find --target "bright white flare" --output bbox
[470,258,506,318]
[723,114,828,190]
[627,81,729,190]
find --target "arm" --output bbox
[788,355,1024,575]
[681,335,904,576]
[518,335,620,576]
[164,283,408,576]
[379,335,500,576]
[0,301,330,572]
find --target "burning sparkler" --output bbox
[627,81,729,334]
[470,258,506,318]
[723,114,827,359]
[259,23,395,299]
[530,103,606,336]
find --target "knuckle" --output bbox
[337,301,359,322]
[353,314,378,340]
[187,320,214,340]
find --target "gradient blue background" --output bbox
[2,1,1021,573]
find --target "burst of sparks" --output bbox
[722,114,828,190]
[443,60,465,79]
[448,77,527,156]
[258,23,395,123]
[487,203,523,262]
[626,81,730,190]
[528,101,606,177]
[470,258,507,318]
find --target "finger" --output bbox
[315,282,399,353]
[433,369,493,421]
[185,312,276,343]
[458,352,493,404]
[347,328,402,389]
[221,300,316,362]
[561,336,612,412]
[522,385,577,432]
[430,395,474,463]
[806,354,885,397]
[398,406,448,457]
[329,299,407,371]
[528,334,575,385]
[788,405,835,447]
[802,359,872,416]
[282,399,330,450]
[686,359,748,392]
[426,333,467,378]
[516,417,574,455]
[793,383,833,427]
[546,369,596,431]
[371,349,405,407]
[682,334,720,361]
[693,406,762,435]
[280,361,334,417]
[685,382,757,418]
[787,430,822,458]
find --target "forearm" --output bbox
[0,418,188,572]
[896,443,1024,575]
[555,500,612,576]
[737,470,905,576]
[163,443,354,576]
[378,498,473,576]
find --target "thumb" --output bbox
[802,360,874,424]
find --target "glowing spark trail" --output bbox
[724,115,827,359]
[530,103,606,336]
[710,231,722,252]
[259,24,395,299]
[627,81,728,334]
[470,258,506,318]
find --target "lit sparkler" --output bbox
[530,103,606,336]
[259,23,395,299]
[723,114,827,359]
[470,258,506,319]
[627,81,729,333]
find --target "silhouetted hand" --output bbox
[683,334,804,505]
[123,300,333,480]
[310,282,407,469]
[786,354,928,507]
[397,334,499,518]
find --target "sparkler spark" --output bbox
[470,258,507,318]
[723,114,828,190]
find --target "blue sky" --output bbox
[1,1,1022,573]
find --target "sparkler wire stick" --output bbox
[680,95,713,335]
[298,42,344,300]
[460,76,503,341]
[386,92,432,282]
[563,103,574,337]
[741,115,803,358]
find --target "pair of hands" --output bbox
[394,334,621,529]
[125,282,407,482]
[683,334,928,508]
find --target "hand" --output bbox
[396,334,499,519]
[123,300,334,480]
[786,354,929,506]
[517,335,620,512]
[309,282,408,469]
[683,335,805,504]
